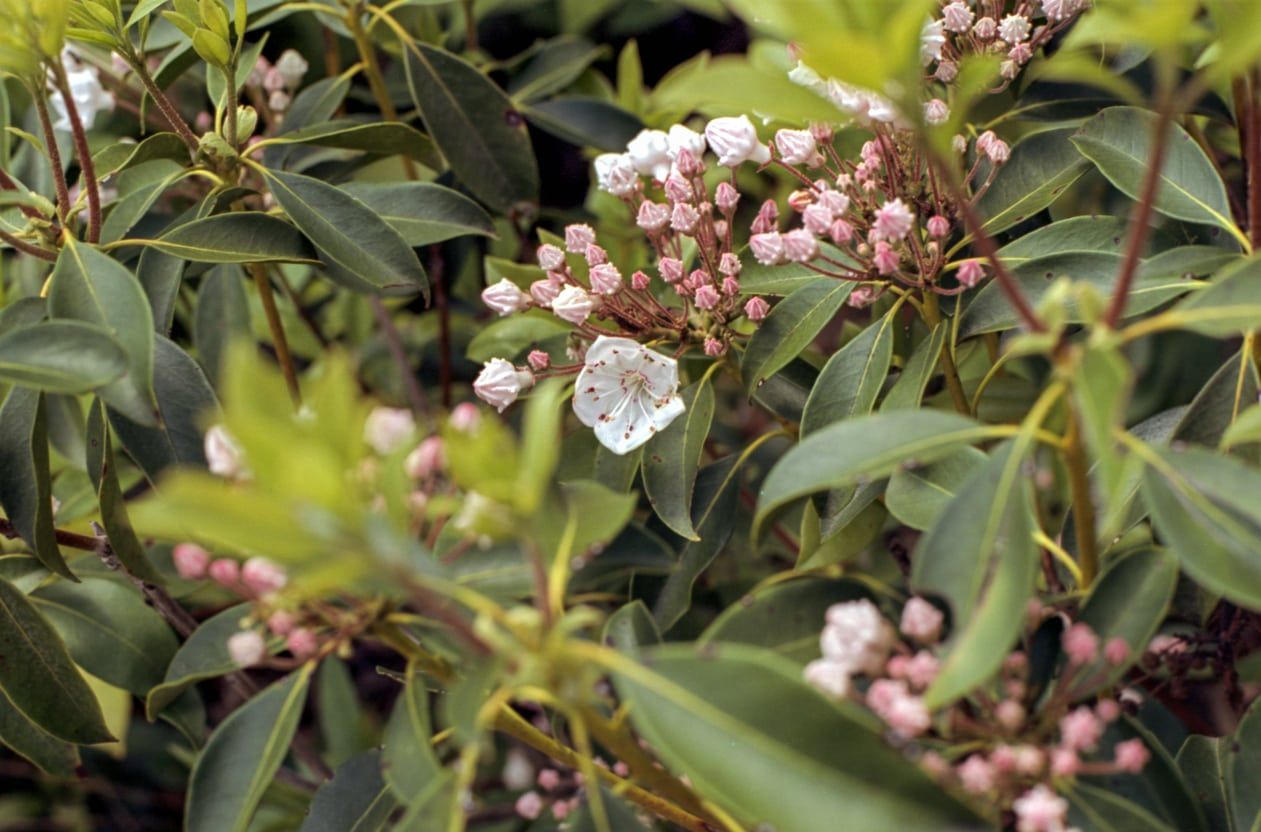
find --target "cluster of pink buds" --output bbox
[246,49,308,117]
[805,602,1150,830]
[931,0,1090,84]
[513,757,629,822]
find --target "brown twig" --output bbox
[50,60,101,244]
[0,230,57,261]
[32,90,72,227]
[248,263,303,406]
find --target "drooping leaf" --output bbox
[262,169,428,298]
[402,41,539,213]
[880,323,947,412]
[0,690,79,776]
[610,643,981,830]
[642,379,715,540]
[741,279,852,392]
[0,578,114,745]
[0,389,73,579]
[185,664,314,832]
[85,400,162,582]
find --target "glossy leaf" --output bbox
[740,279,852,392]
[610,643,981,830]
[299,750,396,832]
[1071,106,1242,242]
[603,600,661,651]
[642,379,714,540]
[147,605,266,718]
[0,389,72,578]
[341,182,495,248]
[147,213,320,265]
[263,170,428,298]
[0,690,78,776]
[261,121,440,168]
[85,400,161,582]
[880,324,946,411]
[754,410,1000,541]
[801,307,896,435]
[0,578,113,745]
[1176,735,1233,832]
[0,321,127,394]
[1227,697,1261,831]
[914,443,1040,707]
[885,446,986,531]
[402,42,539,213]
[185,664,314,832]
[1166,254,1261,337]
[977,127,1089,235]
[995,215,1133,264]
[698,578,869,663]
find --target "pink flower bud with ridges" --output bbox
[173,543,210,580]
[694,285,720,310]
[527,350,550,371]
[744,296,770,321]
[286,627,319,660]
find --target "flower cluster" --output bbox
[930,0,1090,84]
[805,601,1150,831]
[246,48,309,118]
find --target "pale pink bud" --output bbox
[1062,622,1099,665]
[718,252,742,277]
[703,337,725,357]
[1010,42,1033,65]
[664,174,692,204]
[659,257,685,283]
[671,202,701,234]
[787,188,814,213]
[829,218,854,245]
[481,278,530,316]
[713,218,728,239]
[903,650,940,689]
[973,16,997,40]
[589,263,623,295]
[502,749,535,791]
[1096,699,1121,722]
[673,146,703,177]
[551,285,594,324]
[782,229,819,262]
[942,2,974,33]
[936,60,959,82]
[957,755,995,794]
[873,198,915,242]
[952,133,968,154]
[705,114,770,167]
[803,658,852,699]
[1059,706,1103,751]
[593,152,639,196]
[536,244,565,271]
[268,90,291,113]
[195,111,214,132]
[208,558,240,588]
[847,285,879,309]
[957,259,986,288]
[262,66,286,93]
[990,745,1018,774]
[405,436,446,479]
[666,124,707,164]
[1104,637,1130,665]
[551,799,576,821]
[802,203,833,236]
[750,231,785,265]
[1111,739,1150,775]
[537,769,560,791]
[172,543,210,580]
[744,296,770,321]
[1014,745,1045,776]
[721,276,740,295]
[1000,14,1031,43]
[529,279,561,307]
[275,49,308,87]
[996,699,1026,731]
[564,224,596,253]
[474,358,533,412]
[242,557,288,595]
[986,137,1010,163]
[267,610,296,636]
[205,425,245,478]
[924,98,950,125]
[527,350,550,371]
[630,270,651,290]
[683,269,707,292]
[514,791,544,820]
[694,284,720,310]
[873,241,900,275]
[1013,786,1069,832]
[715,181,739,213]
[1050,747,1079,777]
[636,200,670,231]
[227,630,267,668]
[750,199,778,234]
[364,407,416,454]
[286,627,319,660]
[584,244,608,266]
[926,215,951,238]
[775,128,821,166]
[449,402,480,432]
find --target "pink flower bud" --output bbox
[630,270,651,290]
[529,278,561,307]
[957,755,995,794]
[405,436,446,479]
[717,253,741,278]
[195,111,214,132]
[721,276,740,296]
[208,558,240,588]
[205,425,245,479]
[715,181,739,213]
[705,115,770,167]
[750,199,779,234]
[172,543,210,580]
[957,259,986,288]
[1050,747,1080,777]
[593,152,639,196]
[285,627,319,660]
[996,699,1026,731]
[537,769,561,791]
[829,219,854,245]
[936,60,959,82]
[514,791,544,820]
[481,278,530,316]
[1013,786,1068,832]
[873,198,915,242]
[1014,745,1044,776]
[847,285,879,309]
[551,799,575,821]
[1059,706,1103,751]
[588,263,623,295]
[664,174,693,204]
[873,241,900,275]
[1096,699,1121,722]
[1114,739,1150,773]
[942,2,974,32]
[775,128,820,166]
[242,557,288,596]
[703,337,725,357]
[267,610,296,636]
[636,200,670,231]
[1062,622,1099,665]
[449,402,480,432]
[926,215,951,238]
[802,203,833,236]
[527,350,550,371]
[750,232,786,265]
[659,257,685,283]
[787,188,814,213]
[973,16,997,40]
[551,285,594,324]
[1104,637,1130,665]
[584,244,608,266]
[474,359,534,412]
[923,98,950,125]
[673,146,702,177]
[782,229,818,262]
[694,284,720,310]
[536,244,565,271]
[563,224,595,253]
[227,630,267,668]
[744,296,770,321]
[670,202,700,234]
[262,66,286,93]
[364,407,416,454]
[627,128,672,180]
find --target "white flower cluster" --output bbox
[593,115,771,197]
[804,599,896,699]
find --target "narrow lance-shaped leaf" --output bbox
[0,321,127,394]
[880,323,946,412]
[185,664,314,832]
[0,389,73,579]
[741,279,852,393]
[975,126,1089,236]
[0,578,114,745]
[643,379,715,540]
[382,662,447,804]
[146,213,320,265]
[85,399,162,583]
[801,306,897,435]
[0,690,79,776]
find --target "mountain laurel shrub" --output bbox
[2,0,1261,829]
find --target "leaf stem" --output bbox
[247,262,302,405]
[31,87,71,228]
[347,3,419,181]
[125,53,200,150]
[49,60,101,244]
[1062,404,1099,587]
[370,295,429,418]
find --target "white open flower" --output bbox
[666,124,707,162]
[573,336,685,455]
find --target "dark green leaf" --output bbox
[147,605,265,718]
[1176,735,1233,832]
[603,600,661,652]
[186,665,313,832]
[524,97,643,151]
[0,321,127,394]
[147,212,320,264]
[263,169,428,298]
[508,37,604,102]
[642,379,714,540]
[48,240,158,426]
[1167,254,1261,337]
[0,690,78,776]
[0,578,113,744]
[996,216,1133,264]
[801,308,896,435]
[976,127,1089,235]
[1227,697,1261,831]
[403,42,539,212]
[299,750,396,832]
[1067,782,1177,832]
[0,389,73,578]
[261,121,440,169]
[885,446,986,531]
[316,657,368,768]
[85,400,162,583]
[880,324,947,411]
[341,182,495,248]
[194,266,252,391]
[741,279,852,392]
[92,133,189,178]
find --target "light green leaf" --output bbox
[1227,697,1261,831]
[741,279,852,392]
[885,446,986,531]
[801,308,896,435]
[381,663,445,803]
